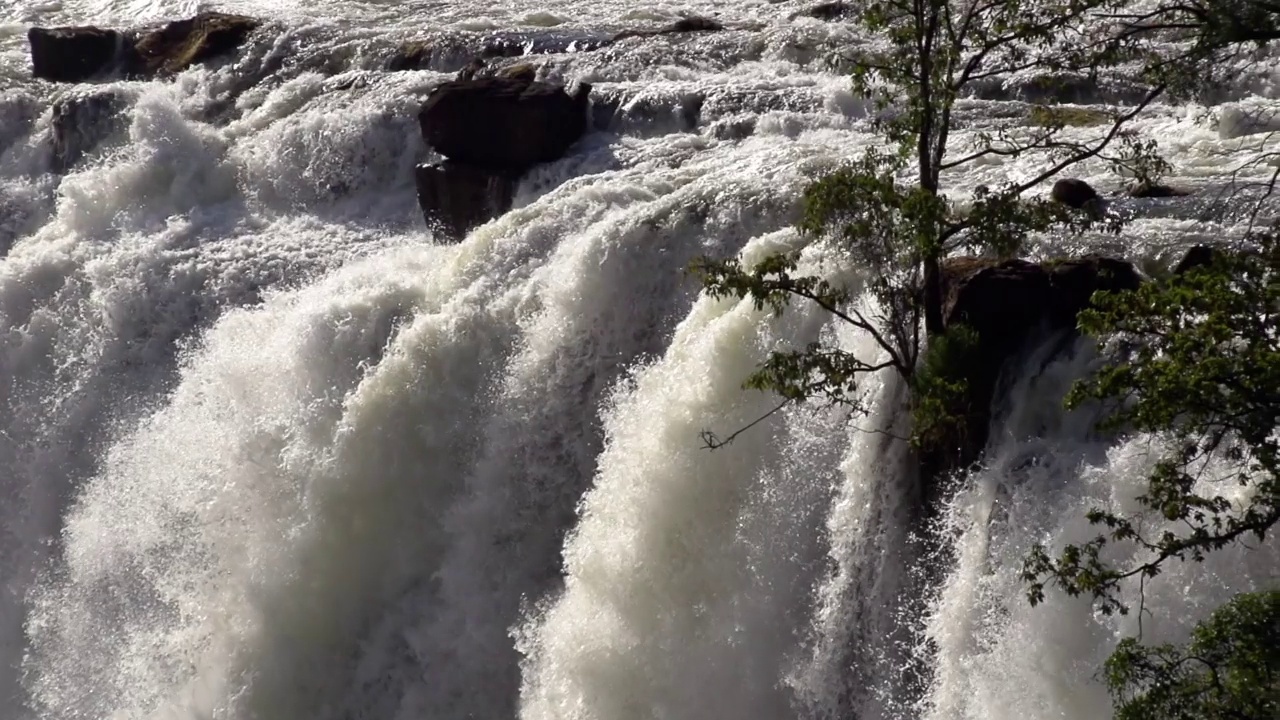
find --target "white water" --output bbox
[1,1,1278,718]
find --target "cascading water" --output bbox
[1,1,1277,719]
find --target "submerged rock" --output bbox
[50,89,128,172]
[613,16,725,41]
[27,12,259,82]
[1127,180,1192,198]
[415,161,519,242]
[1050,178,1101,209]
[796,2,853,20]
[418,76,591,172]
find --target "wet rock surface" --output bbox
[27,12,260,82]
[418,76,591,172]
[415,161,520,242]
[415,75,592,239]
[50,89,128,173]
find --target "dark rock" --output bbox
[415,161,518,242]
[387,42,434,71]
[1174,245,1217,274]
[613,16,725,41]
[1051,178,1100,209]
[130,12,259,77]
[28,26,130,82]
[456,57,486,80]
[50,89,128,172]
[28,12,258,82]
[494,62,538,82]
[1127,180,1192,198]
[797,2,853,20]
[418,76,591,172]
[924,255,1142,492]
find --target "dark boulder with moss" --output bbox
[27,12,259,82]
[918,255,1143,502]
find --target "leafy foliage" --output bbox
[1024,231,1280,615]
[911,323,981,452]
[1104,591,1280,720]
[692,0,1164,449]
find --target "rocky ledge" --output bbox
[915,254,1143,511]
[28,12,259,82]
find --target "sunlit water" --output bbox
[1,1,1277,718]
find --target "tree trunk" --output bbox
[924,255,943,336]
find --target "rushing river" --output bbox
[1,2,1277,718]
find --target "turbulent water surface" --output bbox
[1,1,1278,719]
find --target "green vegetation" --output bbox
[691,0,1162,449]
[1022,232,1280,717]
[1024,236,1280,616]
[1106,591,1280,720]
[692,0,1280,713]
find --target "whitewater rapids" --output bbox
[1,1,1278,719]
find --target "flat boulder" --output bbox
[28,26,129,82]
[418,76,591,172]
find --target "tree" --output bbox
[1021,233,1280,717]
[1105,590,1280,720]
[1023,233,1280,615]
[691,0,1166,449]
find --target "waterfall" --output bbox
[2,1,1277,718]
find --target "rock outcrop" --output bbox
[50,89,128,172]
[28,12,259,82]
[415,76,591,240]
[130,12,259,77]
[921,255,1142,496]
